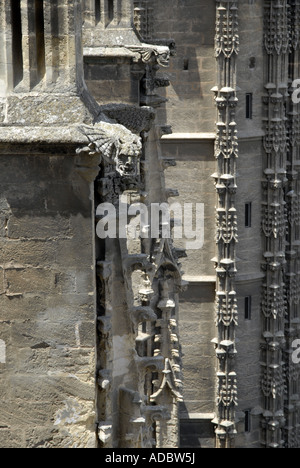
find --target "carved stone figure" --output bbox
[77,122,142,177]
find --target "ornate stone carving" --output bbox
[216,291,238,327]
[133,1,154,41]
[263,0,290,55]
[216,208,238,244]
[96,260,114,448]
[262,366,286,399]
[80,0,181,448]
[261,283,287,319]
[150,278,183,405]
[77,121,142,177]
[217,372,238,409]
[212,0,239,448]
[99,104,156,135]
[262,202,287,238]
[85,72,182,449]
[126,44,171,68]
[260,0,300,449]
[150,358,183,403]
[284,0,300,448]
[215,2,239,58]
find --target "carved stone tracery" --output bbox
[212,0,239,449]
[79,0,183,445]
[261,0,300,449]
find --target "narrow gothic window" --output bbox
[108,0,114,22]
[245,296,252,320]
[245,410,251,433]
[11,0,24,87]
[245,202,252,228]
[246,93,253,119]
[183,59,189,71]
[95,0,101,23]
[249,57,256,69]
[35,0,46,82]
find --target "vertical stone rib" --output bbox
[212,0,239,449]
[43,0,82,90]
[20,0,31,90]
[261,0,289,449]
[284,0,300,449]
[0,2,13,93]
[133,1,153,41]
[43,0,54,86]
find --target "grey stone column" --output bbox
[211,0,239,449]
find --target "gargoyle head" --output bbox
[115,131,142,177]
[154,46,171,68]
[77,121,142,178]
[126,45,171,68]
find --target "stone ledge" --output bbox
[84,47,138,59]
[180,412,215,420]
[161,132,216,142]
[237,131,265,141]
[235,272,265,284]
[182,275,216,284]
[0,127,87,144]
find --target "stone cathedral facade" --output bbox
[157,0,300,449]
[0,0,184,449]
[1,0,300,450]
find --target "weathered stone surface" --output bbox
[151,0,300,450]
[3,0,300,451]
[0,0,183,450]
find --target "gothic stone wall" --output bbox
[234,0,265,448]
[151,0,216,134]
[153,0,265,448]
[153,0,217,447]
[0,148,96,448]
[161,133,217,448]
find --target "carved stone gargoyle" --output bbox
[77,121,142,178]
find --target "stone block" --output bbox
[7,215,71,240]
[9,373,94,403]
[5,267,55,295]
[0,428,24,448]
[7,95,87,126]
[10,320,79,349]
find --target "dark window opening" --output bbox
[108,0,114,22]
[245,410,251,433]
[245,296,252,320]
[35,0,46,82]
[249,57,256,70]
[95,0,101,23]
[11,0,24,87]
[245,202,252,228]
[246,93,253,119]
[183,59,189,71]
